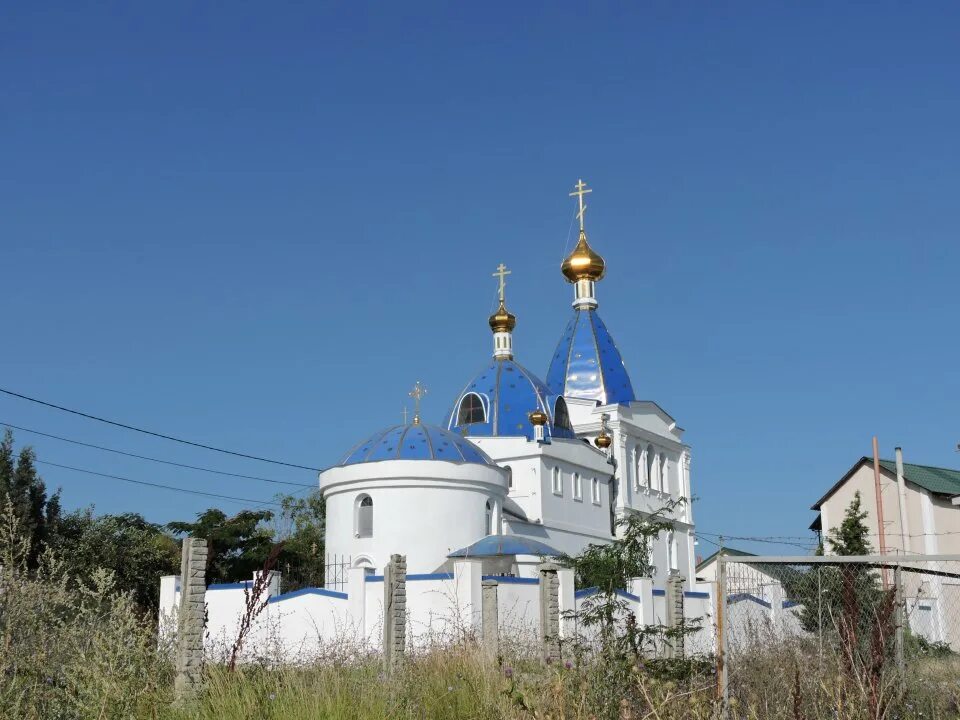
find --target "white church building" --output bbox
[320,179,696,590]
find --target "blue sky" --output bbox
[2,3,958,556]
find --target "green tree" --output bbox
[0,428,61,567]
[826,491,873,556]
[167,508,274,583]
[48,509,180,611]
[272,490,325,591]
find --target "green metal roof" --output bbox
[695,547,755,572]
[812,457,960,510]
[877,459,960,497]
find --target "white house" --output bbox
[319,179,697,589]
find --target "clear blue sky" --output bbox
[2,3,958,556]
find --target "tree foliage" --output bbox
[167,508,275,583]
[0,428,61,568]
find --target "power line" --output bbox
[2,421,314,488]
[36,459,282,508]
[0,387,322,472]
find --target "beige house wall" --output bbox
[820,463,960,556]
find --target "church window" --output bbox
[457,393,487,425]
[591,477,601,504]
[551,466,562,496]
[553,397,573,432]
[486,500,493,535]
[668,530,678,571]
[573,472,582,501]
[645,445,655,490]
[660,456,669,494]
[356,495,373,538]
[504,465,513,490]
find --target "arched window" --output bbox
[457,393,486,425]
[591,477,601,504]
[668,530,678,571]
[645,445,655,490]
[486,500,493,535]
[573,472,582,501]
[660,456,669,494]
[504,465,513,491]
[551,466,562,495]
[553,397,573,432]
[356,494,373,538]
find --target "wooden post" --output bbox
[894,564,905,684]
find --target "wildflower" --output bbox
[268,693,276,701]
[564,661,572,670]
[504,667,513,679]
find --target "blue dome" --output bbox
[339,423,495,466]
[446,359,576,441]
[546,309,635,405]
[448,534,561,558]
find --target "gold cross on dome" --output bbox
[569,178,592,231]
[409,381,427,424]
[492,263,511,303]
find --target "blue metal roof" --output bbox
[339,423,495,466]
[448,534,562,558]
[445,358,576,440]
[546,309,635,405]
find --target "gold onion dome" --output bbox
[561,230,606,283]
[594,430,612,449]
[528,409,548,426]
[488,301,517,333]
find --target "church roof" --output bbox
[546,309,635,405]
[338,423,495,466]
[445,358,576,441]
[448,534,561,558]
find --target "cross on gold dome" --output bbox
[408,381,427,424]
[492,263,511,303]
[569,178,592,232]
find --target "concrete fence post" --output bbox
[539,562,561,663]
[382,554,406,676]
[174,537,208,703]
[481,579,499,660]
[665,574,686,658]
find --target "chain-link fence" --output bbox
[717,554,960,717]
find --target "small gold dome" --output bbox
[488,301,517,333]
[561,230,606,283]
[594,431,612,449]
[528,409,548,426]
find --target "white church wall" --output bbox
[322,460,507,575]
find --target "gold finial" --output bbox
[594,412,612,449]
[401,406,409,424]
[408,381,427,425]
[488,263,517,335]
[528,409,548,426]
[561,179,606,284]
[569,178,592,232]
[492,263,512,303]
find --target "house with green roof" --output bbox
[810,454,960,556]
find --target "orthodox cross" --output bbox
[492,263,511,303]
[569,178,592,231]
[409,381,427,424]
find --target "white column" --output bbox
[768,581,785,639]
[454,559,484,632]
[557,567,576,639]
[630,577,655,627]
[347,567,368,638]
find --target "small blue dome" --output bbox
[339,423,495,466]
[546,309,635,405]
[448,534,561,558]
[446,359,576,441]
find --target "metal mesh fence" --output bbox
[717,554,960,717]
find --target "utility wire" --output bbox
[36,459,282,507]
[0,387,322,472]
[1,421,313,488]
